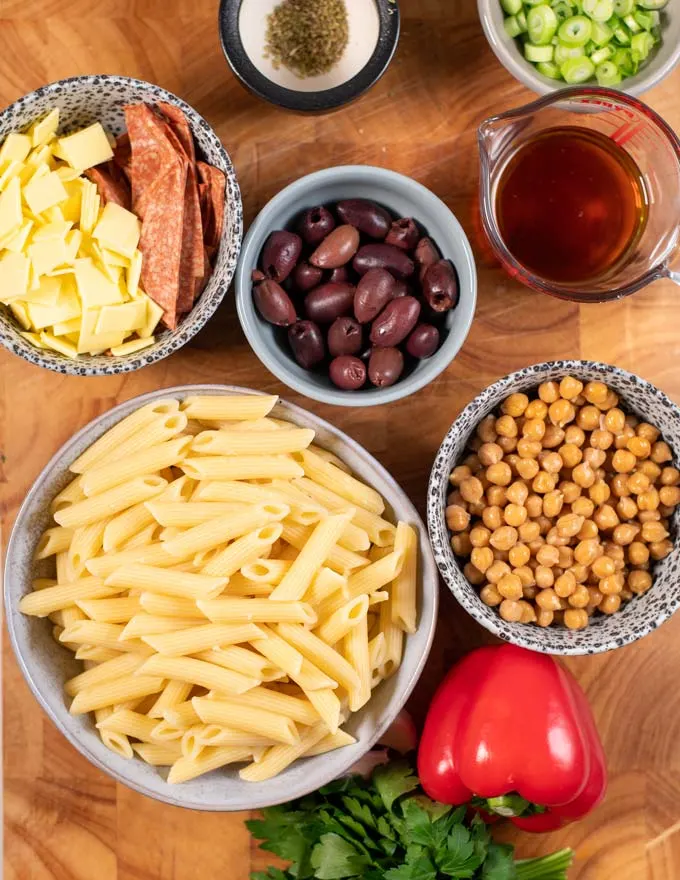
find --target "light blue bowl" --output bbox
[235,166,477,407]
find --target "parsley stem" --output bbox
[514,848,574,879]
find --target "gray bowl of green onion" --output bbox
[478,0,680,96]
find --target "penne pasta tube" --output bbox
[369,632,386,671]
[81,436,192,497]
[19,579,122,617]
[96,709,159,742]
[145,501,246,528]
[240,558,292,584]
[368,591,389,606]
[322,550,405,616]
[120,522,161,549]
[151,720,187,741]
[222,577,273,598]
[191,428,314,456]
[281,522,368,575]
[65,652,146,696]
[139,592,206,619]
[50,475,86,513]
[103,502,156,553]
[33,527,74,559]
[68,518,110,577]
[56,551,74,584]
[304,567,347,607]
[379,595,404,680]
[294,477,396,546]
[181,726,206,761]
[304,728,357,757]
[162,700,201,728]
[74,646,120,662]
[391,522,418,634]
[58,621,153,655]
[195,724,277,748]
[70,398,180,473]
[191,480,281,504]
[70,674,166,714]
[119,614,201,641]
[307,444,352,473]
[137,655,260,695]
[197,598,317,626]
[239,724,327,783]
[343,615,371,712]
[181,456,304,482]
[304,687,342,735]
[105,564,227,600]
[168,746,252,784]
[91,412,188,471]
[180,395,278,422]
[192,697,299,745]
[86,542,183,578]
[161,503,288,559]
[50,606,86,627]
[147,680,193,719]
[296,449,385,515]
[200,524,283,578]
[217,687,321,726]
[276,623,360,692]
[142,622,266,656]
[315,595,369,646]
[75,596,141,622]
[133,742,182,765]
[54,475,168,529]
[194,647,283,681]
[157,475,195,503]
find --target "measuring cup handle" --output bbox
[669,269,680,286]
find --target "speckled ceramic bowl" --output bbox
[0,75,242,376]
[5,385,438,810]
[428,361,680,656]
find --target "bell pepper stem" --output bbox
[486,794,533,817]
[514,848,574,880]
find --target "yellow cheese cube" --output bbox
[22,275,62,306]
[0,218,33,253]
[64,229,82,264]
[21,330,49,349]
[0,251,30,302]
[110,336,155,356]
[101,248,130,268]
[0,133,31,165]
[74,257,123,309]
[93,202,141,259]
[33,219,72,241]
[10,301,31,330]
[23,170,68,215]
[89,239,121,284]
[95,299,146,335]
[39,331,78,358]
[52,316,82,335]
[55,166,81,183]
[27,144,54,169]
[31,108,60,148]
[77,307,126,354]
[61,179,83,224]
[57,123,114,171]
[79,181,100,234]
[42,205,66,224]
[0,160,23,191]
[0,177,22,239]
[26,280,80,329]
[126,249,143,297]
[137,295,165,338]
[28,235,69,276]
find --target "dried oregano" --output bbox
[264,0,349,79]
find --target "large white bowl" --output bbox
[478,0,680,97]
[4,385,438,810]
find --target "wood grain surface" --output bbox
[2,1,680,877]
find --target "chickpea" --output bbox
[498,436,518,454]
[542,425,565,449]
[564,426,585,447]
[477,442,502,467]
[496,599,521,623]
[558,376,583,400]
[535,544,559,568]
[468,527,489,548]
[489,526,518,551]
[589,480,611,506]
[575,405,600,432]
[604,408,626,433]
[536,453,560,476]
[556,513,584,538]
[451,532,473,556]
[638,509,661,523]
[555,443,580,469]
[583,381,608,405]
[502,393,530,417]
[587,586,604,607]
[546,527,570,547]
[542,490,565,518]
[599,573,624,595]
[638,487,660,511]
[548,399,576,428]
[495,415,518,438]
[598,388,620,410]
[463,562,484,585]
[564,608,588,630]
[659,485,680,507]
[458,476,482,504]
[518,600,537,624]
[625,542,648,566]
[486,485,508,507]
[583,448,606,470]
[536,381,558,404]
[514,565,535,586]
[612,449,636,474]
[615,499,637,525]
[534,566,554,589]
[523,583,539,600]
[620,588,634,602]
[571,496,595,518]
[535,608,553,627]
[446,504,470,532]
[517,437,542,459]
[651,441,673,464]
[626,471,650,495]
[578,519,599,540]
[558,546,574,569]
[660,467,680,486]
[482,506,503,530]
[627,436,651,459]
[592,504,618,532]
[569,585,591,608]
[560,481,582,504]
[626,570,653,595]
[591,555,615,579]
[600,594,621,614]
[590,429,614,451]
[572,462,596,489]
[477,416,497,443]
[449,465,472,486]
[568,563,589,584]
[480,584,503,606]
[508,542,530,568]
[521,418,546,443]
[485,462,511,487]
[518,521,541,543]
[503,503,527,527]
[574,538,600,565]
[525,494,543,518]
[535,587,560,611]
[612,523,639,545]
[470,546,493,574]
[536,515,553,536]
[638,460,661,482]
[554,570,577,598]
[497,573,523,601]
[463,454,482,472]
[516,457,540,480]
[485,560,511,584]
[533,471,556,494]
[659,505,675,518]
[650,539,673,561]
[633,421,658,443]
[505,481,529,506]
[468,435,482,452]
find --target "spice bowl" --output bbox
[427,361,680,656]
[219,0,400,113]
[235,165,477,407]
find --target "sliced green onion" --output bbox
[613,23,632,43]
[583,0,614,20]
[613,46,639,72]
[524,42,556,60]
[560,54,596,80]
[591,19,614,43]
[623,12,641,30]
[596,60,622,83]
[502,0,523,13]
[537,60,563,77]
[505,15,523,36]
[554,42,586,63]
[633,8,657,28]
[516,9,529,28]
[613,0,635,13]
[637,0,667,8]
[591,44,614,62]
[558,14,593,44]
[528,5,559,42]
[631,29,655,58]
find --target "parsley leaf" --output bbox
[373,761,419,812]
[310,833,371,879]
[481,843,517,880]
[247,808,312,876]
[385,852,438,880]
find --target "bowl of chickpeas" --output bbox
[427,360,680,655]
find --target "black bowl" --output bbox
[218,0,400,113]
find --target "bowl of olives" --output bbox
[235,165,477,406]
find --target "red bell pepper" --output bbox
[417,644,607,832]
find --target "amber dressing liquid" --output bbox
[495,126,648,285]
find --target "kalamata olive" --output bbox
[251,269,266,283]
[297,206,336,246]
[336,199,392,240]
[354,268,396,324]
[329,355,367,391]
[310,225,360,270]
[261,231,302,282]
[253,279,297,326]
[392,278,409,298]
[288,320,325,368]
[304,282,355,324]
[353,244,415,279]
[370,296,421,347]
[292,261,324,293]
[328,316,363,357]
[406,323,440,358]
[385,218,420,251]
[368,347,404,387]
[421,260,459,312]
[328,266,350,284]
[414,237,440,281]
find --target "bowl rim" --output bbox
[5,383,439,810]
[0,74,243,377]
[218,0,400,112]
[476,0,680,98]
[235,164,478,407]
[427,359,680,656]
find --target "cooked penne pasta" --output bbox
[168,746,252,784]
[191,428,314,457]
[91,412,188,472]
[200,524,283,578]
[50,475,86,513]
[142,623,266,656]
[216,687,320,726]
[162,700,201,729]
[276,623,360,692]
[281,521,369,575]
[194,724,277,748]
[119,614,201,641]
[180,395,278,422]
[392,522,418,634]
[181,726,206,761]
[105,564,227,600]
[58,621,153,655]
[133,742,183,765]
[74,646,120,662]
[86,543,182,577]
[68,518,110,577]
[296,449,384,515]
[343,615,371,712]
[197,598,317,626]
[65,652,146,697]
[103,502,156,553]
[294,477,396,546]
[380,595,404,679]
[304,687,342,734]
[305,567,347,607]
[138,592,205,619]
[191,480,280,504]
[70,674,166,714]
[161,503,288,559]
[304,728,356,757]
[239,724,327,782]
[55,551,73,584]
[368,591,389,606]
[157,475,195,503]
[19,578,121,617]
[121,522,161,549]
[33,527,74,559]
[81,436,192,497]
[96,709,159,742]
[145,501,246,528]
[54,475,168,529]
[75,596,141,622]
[50,606,87,627]
[182,455,304,482]
[315,595,369,646]
[95,706,135,759]
[137,655,259,695]
[192,697,299,745]
[194,647,282,682]
[240,558,292,584]
[146,680,193,719]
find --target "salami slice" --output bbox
[85,163,131,210]
[157,102,196,163]
[113,133,132,179]
[197,162,226,257]
[125,103,179,213]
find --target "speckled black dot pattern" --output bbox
[427,360,680,656]
[0,75,243,376]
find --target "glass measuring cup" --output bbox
[478,87,680,303]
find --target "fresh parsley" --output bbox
[246,761,574,880]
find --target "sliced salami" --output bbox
[85,163,131,210]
